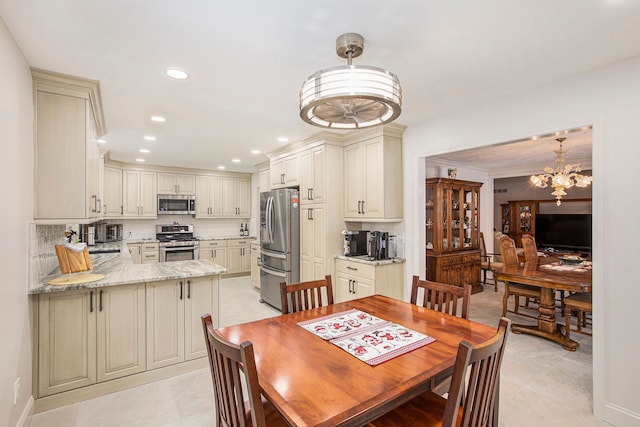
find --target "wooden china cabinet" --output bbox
[425,178,483,293]
[507,200,538,247]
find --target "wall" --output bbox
[0,17,34,427]
[402,55,640,425]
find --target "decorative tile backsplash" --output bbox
[30,223,67,286]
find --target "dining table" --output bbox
[495,255,592,351]
[216,294,497,427]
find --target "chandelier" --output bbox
[530,137,592,206]
[299,33,402,129]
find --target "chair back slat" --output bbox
[498,236,519,268]
[521,233,538,262]
[411,276,470,319]
[280,275,334,314]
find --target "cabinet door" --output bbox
[335,273,355,303]
[236,177,251,217]
[344,143,363,218]
[301,206,326,281]
[240,246,251,272]
[175,175,195,194]
[96,284,146,382]
[139,171,157,217]
[226,246,242,274]
[258,169,270,193]
[103,166,123,217]
[128,244,141,264]
[361,139,384,218]
[38,289,96,397]
[157,173,177,194]
[195,175,212,217]
[86,109,101,219]
[301,150,314,204]
[284,154,301,186]
[354,277,375,298]
[184,277,216,360]
[270,159,286,188]
[199,248,214,261]
[158,173,194,194]
[146,280,185,370]
[213,247,228,269]
[222,177,238,216]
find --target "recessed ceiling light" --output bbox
[139,149,150,153]
[144,136,156,141]
[251,149,261,154]
[150,116,166,123]
[136,158,145,162]
[232,159,241,163]
[217,165,226,170]
[97,139,107,144]
[277,137,289,143]
[165,68,189,80]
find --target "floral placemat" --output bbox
[298,309,436,366]
[539,261,592,272]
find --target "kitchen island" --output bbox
[30,242,226,412]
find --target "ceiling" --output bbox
[1,1,639,173]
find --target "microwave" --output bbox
[158,194,196,215]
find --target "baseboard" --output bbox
[16,396,34,427]
[604,401,640,426]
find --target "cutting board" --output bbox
[48,273,105,286]
[55,245,93,274]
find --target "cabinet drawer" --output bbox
[200,240,227,249]
[141,243,159,251]
[141,252,158,261]
[335,259,376,280]
[440,255,465,266]
[227,239,251,248]
[463,254,480,263]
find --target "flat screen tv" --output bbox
[535,214,592,251]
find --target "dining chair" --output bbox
[367,317,511,427]
[480,232,502,291]
[410,275,471,319]
[201,314,288,427]
[499,235,540,318]
[280,275,334,315]
[520,233,539,262]
[564,292,592,341]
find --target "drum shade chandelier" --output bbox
[299,33,402,129]
[530,137,592,206]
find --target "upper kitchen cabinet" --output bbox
[270,153,301,189]
[300,145,333,205]
[195,175,223,218]
[32,68,106,222]
[122,169,157,218]
[222,176,251,217]
[103,166,123,218]
[343,124,405,221]
[157,173,196,195]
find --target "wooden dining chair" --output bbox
[410,275,471,319]
[280,275,334,315]
[520,233,539,262]
[564,292,592,341]
[367,317,511,427]
[201,314,288,427]
[480,232,502,291]
[499,235,541,318]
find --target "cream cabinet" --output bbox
[222,176,251,217]
[157,173,196,195]
[146,276,219,370]
[195,175,223,217]
[140,242,159,264]
[300,205,326,282]
[37,283,146,397]
[334,258,404,303]
[343,130,404,221]
[270,153,301,188]
[226,239,251,275]
[127,243,141,264]
[258,168,270,193]
[103,166,123,218]
[250,243,261,287]
[301,146,326,205]
[123,170,157,218]
[199,239,228,269]
[33,69,106,221]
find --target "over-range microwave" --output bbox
[157,194,196,215]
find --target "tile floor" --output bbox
[29,276,609,427]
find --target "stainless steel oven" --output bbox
[156,224,200,262]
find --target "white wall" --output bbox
[402,55,640,426]
[0,17,34,427]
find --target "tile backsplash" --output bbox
[30,223,67,286]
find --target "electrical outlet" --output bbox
[13,378,20,405]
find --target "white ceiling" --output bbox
[1,1,638,173]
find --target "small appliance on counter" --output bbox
[368,231,390,260]
[95,223,123,243]
[342,230,369,256]
[79,224,96,246]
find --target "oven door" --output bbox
[160,245,199,262]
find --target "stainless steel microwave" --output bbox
[157,194,196,215]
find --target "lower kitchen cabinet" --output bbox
[250,242,260,287]
[146,276,218,370]
[37,283,146,397]
[128,243,141,264]
[226,239,251,275]
[334,258,404,303]
[199,239,228,269]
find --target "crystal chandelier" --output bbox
[530,137,592,206]
[299,33,402,129]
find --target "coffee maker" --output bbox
[368,231,390,260]
[342,230,368,256]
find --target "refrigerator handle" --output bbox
[261,248,287,259]
[260,264,287,278]
[267,196,275,243]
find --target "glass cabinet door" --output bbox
[519,204,532,232]
[426,185,435,253]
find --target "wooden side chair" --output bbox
[201,314,288,427]
[280,275,334,315]
[499,235,540,318]
[367,317,511,427]
[564,292,592,341]
[480,232,502,291]
[520,233,539,262]
[410,275,471,319]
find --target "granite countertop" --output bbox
[197,236,256,241]
[31,242,227,295]
[334,254,406,266]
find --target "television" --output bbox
[534,214,592,252]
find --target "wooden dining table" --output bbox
[495,256,592,351]
[216,294,497,427]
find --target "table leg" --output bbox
[510,287,580,351]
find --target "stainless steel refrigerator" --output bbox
[260,188,300,311]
